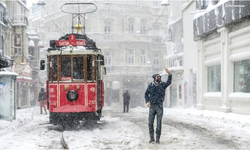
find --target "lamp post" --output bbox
[161,0,170,6]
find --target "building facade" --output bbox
[3,0,34,109]
[194,0,250,115]
[182,1,198,108]
[163,0,188,108]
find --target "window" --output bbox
[128,18,134,34]
[128,49,135,65]
[105,52,112,66]
[141,50,146,66]
[52,56,58,81]
[179,85,182,99]
[73,57,83,80]
[153,55,159,68]
[61,57,71,78]
[234,59,250,93]
[14,34,21,46]
[207,65,221,92]
[129,24,134,34]
[14,48,22,56]
[0,36,3,51]
[0,11,2,22]
[122,19,124,34]
[153,25,160,37]
[141,19,146,35]
[153,1,158,7]
[121,49,125,65]
[136,0,143,6]
[104,18,112,34]
[104,25,111,34]
[196,0,208,9]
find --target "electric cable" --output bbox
[42,5,66,35]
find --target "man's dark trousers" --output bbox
[123,102,129,112]
[148,104,163,140]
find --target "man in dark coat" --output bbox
[38,88,47,114]
[123,90,130,113]
[145,68,172,144]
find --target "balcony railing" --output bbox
[12,14,28,27]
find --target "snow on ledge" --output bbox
[228,93,250,101]
[203,92,221,99]
[0,71,18,76]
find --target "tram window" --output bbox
[87,55,92,81]
[73,57,83,79]
[61,57,71,79]
[52,56,57,81]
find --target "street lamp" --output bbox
[161,0,170,6]
[37,1,46,6]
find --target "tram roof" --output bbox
[47,47,103,56]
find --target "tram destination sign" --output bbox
[57,34,86,46]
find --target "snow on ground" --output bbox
[63,116,144,150]
[0,105,250,149]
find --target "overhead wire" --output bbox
[42,5,66,35]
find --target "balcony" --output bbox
[165,52,184,72]
[12,14,28,27]
[193,1,250,40]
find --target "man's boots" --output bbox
[40,110,42,114]
[45,109,47,115]
[149,135,155,143]
[156,135,160,144]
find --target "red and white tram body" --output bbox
[41,34,105,124]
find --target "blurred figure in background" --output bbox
[38,88,47,114]
[123,90,130,113]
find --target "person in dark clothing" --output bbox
[123,90,130,113]
[38,88,47,114]
[145,68,172,144]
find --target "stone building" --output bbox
[3,0,33,108]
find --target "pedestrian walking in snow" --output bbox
[123,90,130,113]
[38,88,47,114]
[145,68,172,144]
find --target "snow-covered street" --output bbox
[1,103,250,150]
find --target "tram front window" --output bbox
[52,56,57,81]
[61,57,71,80]
[73,57,83,79]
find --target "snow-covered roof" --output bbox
[164,52,183,59]
[181,0,194,11]
[18,0,29,10]
[0,21,7,28]
[193,0,229,19]
[168,17,182,26]
[0,2,7,8]
[168,66,184,71]
[0,71,18,76]
[17,76,32,80]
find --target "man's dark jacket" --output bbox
[38,91,46,102]
[145,75,172,105]
[123,92,130,103]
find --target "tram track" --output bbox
[61,132,69,149]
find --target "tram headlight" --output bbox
[76,85,81,90]
[64,85,69,91]
[66,90,79,102]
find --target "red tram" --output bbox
[40,3,106,125]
